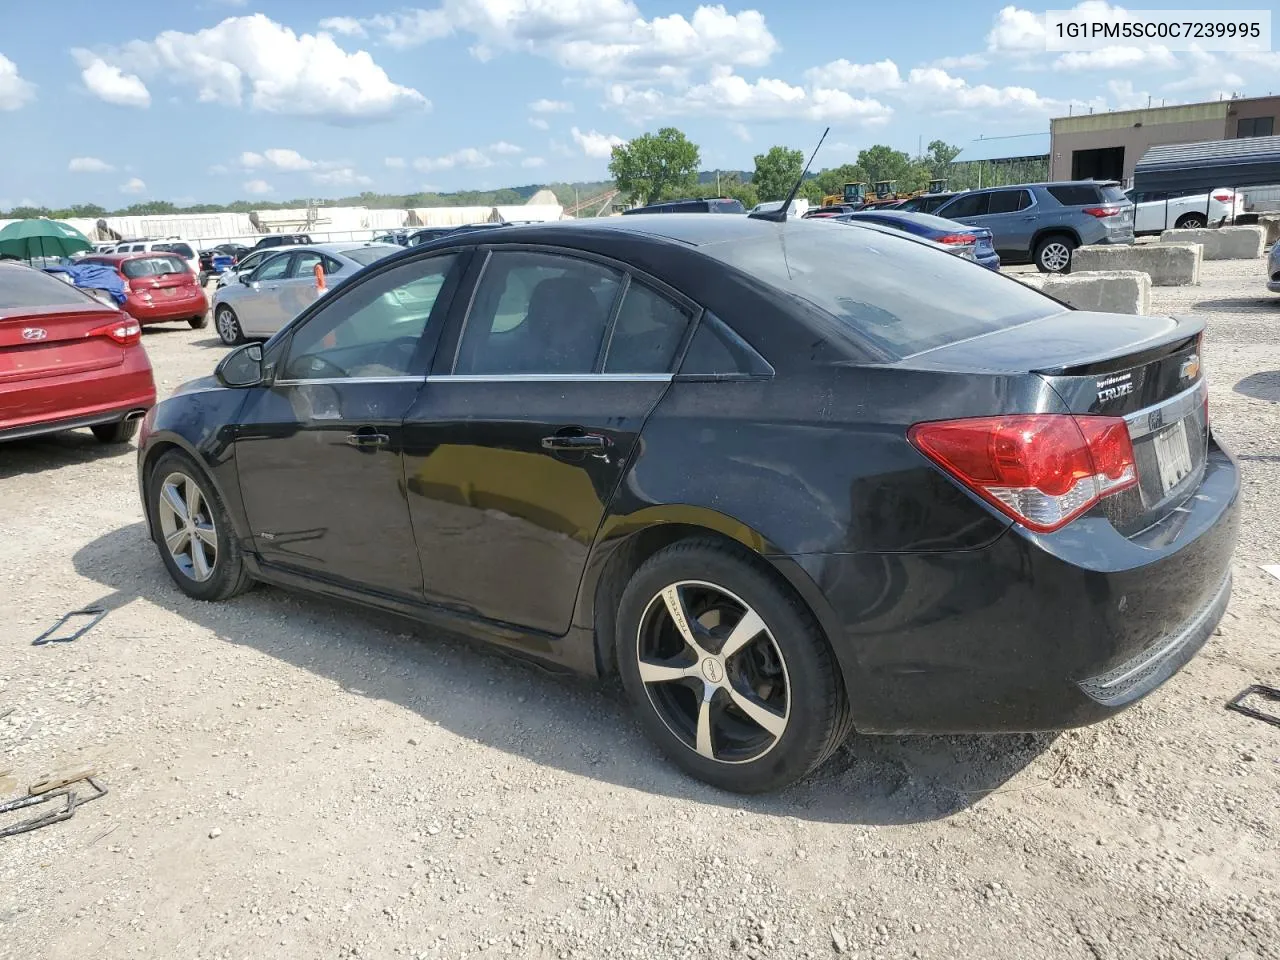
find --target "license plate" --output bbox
[162,288,175,297]
[1153,419,1193,493]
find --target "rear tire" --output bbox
[1175,213,1207,229]
[189,314,208,330]
[1035,233,1076,273]
[145,449,253,602]
[615,539,852,793]
[215,305,244,346]
[91,418,139,444]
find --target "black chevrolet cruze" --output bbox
[137,214,1239,793]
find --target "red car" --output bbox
[0,261,157,444]
[80,252,208,329]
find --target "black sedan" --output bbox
[136,215,1239,793]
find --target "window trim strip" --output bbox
[270,373,675,388]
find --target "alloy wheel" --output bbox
[215,307,240,345]
[636,580,791,764]
[156,471,218,582]
[1040,242,1071,272]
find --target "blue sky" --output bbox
[1,0,1277,207]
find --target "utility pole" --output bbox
[716,169,721,195]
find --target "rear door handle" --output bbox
[541,433,608,450]
[346,428,389,448]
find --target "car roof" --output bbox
[83,251,188,263]
[258,241,400,257]
[970,180,1121,190]
[431,213,787,248]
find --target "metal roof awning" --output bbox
[952,132,1051,164]
[1134,135,1280,192]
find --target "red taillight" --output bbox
[87,317,142,346]
[908,414,1137,533]
[1082,205,1121,218]
[937,233,976,245]
[1212,192,1232,202]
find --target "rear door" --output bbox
[401,246,696,634]
[971,188,1036,258]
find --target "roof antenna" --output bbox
[750,126,828,223]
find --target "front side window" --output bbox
[454,251,622,375]
[282,254,457,381]
[254,254,293,282]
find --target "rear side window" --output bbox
[938,192,989,218]
[0,266,91,308]
[987,190,1031,214]
[340,246,397,267]
[1046,184,1101,206]
[603,282,692,373]
[711,226,1061,358]
[680,312,773,377]
[1099,184,1129,203]
[122,256,188,278]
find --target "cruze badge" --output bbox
[21,327,48,341]
[1180,354,1200,381]
[1096,372,1133,404]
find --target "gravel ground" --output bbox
[1,259,1277,960]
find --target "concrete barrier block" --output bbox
[1041,270,1151,315]
[1010,273,1047,291]
[1072,243,1201,285]
[1258,215,1280,247]
[1158,226,1266,260]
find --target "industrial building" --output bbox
[1049,95,1280,185]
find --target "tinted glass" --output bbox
[603,282,691,373]
[155,242,195,259]
[284,254,457,380]
[680,312,772,376]
[254,254,293,281]
[455,251,622,375]
[339,245,399,267]
[987,190,1030,214]
[123,256,188,278]
[710,199,747,214]
[236,252,265,273]
[0,266,91,308]
[938,193,989,218]
[1046,184,1100,206]
[1099,184,1129,203]
[710,225,1061,358]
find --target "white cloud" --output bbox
[264,148,315,171]
[80,14,425,122]
[803,58,901,93]
[119,177,147,194]
[73,53,150,108]
[986,5,1045,52]
[571,126,625,158]
[903,67,1058,114]
[730,122,751,142]
[413,147,496,172]
[489,140,523,155]
[312,167,372,187]
[521,156,546,168]
[243,179,273,195]
[240,151,265,168]
[931,53,988,70]
[529,116,550,130]
[352,1,778,81]
[1054,45,1176,71]
[208,163,230,175]
[319,16,365,37]
[0,54,35,110]
[385,156,406,168]
[530,98,572,112]
[68,156,114,173]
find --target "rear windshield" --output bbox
[710,223,1061,358]
[123,256,189,278]
[1098,184,1129,203]
[710,199,746,214]
[339,245,398,267]
[154,242,195,259]
[0,266,92,308]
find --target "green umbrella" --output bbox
[0,218,94,262]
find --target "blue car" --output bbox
[836,209,1001,271]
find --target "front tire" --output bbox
[91,418,139,444]
[145,450,252,602]
[214,305,244,346]
[1035,233,1076,273]
[189,313,208,330]
[616,540,851,793]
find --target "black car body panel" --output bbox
[137,214,1239,735]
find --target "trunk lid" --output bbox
[0,302,129,384]
[901,310,1208,535]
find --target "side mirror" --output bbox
[215,342,265,388]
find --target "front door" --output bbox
[402,248,695,634]
[234,251,465,597]
[236,251,295,336]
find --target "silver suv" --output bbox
[932,181,1134,273]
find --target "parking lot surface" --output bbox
[2,261,1278,960]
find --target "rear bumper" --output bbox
[0,405,150,442]
[0,348,156,441]
[1093,234,1136,246]
[128,292,208,323]
[793,442,1240,734]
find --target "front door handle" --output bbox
[345,427,389,448]
[541,432,608,450]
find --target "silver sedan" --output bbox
[210,242,400,345]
